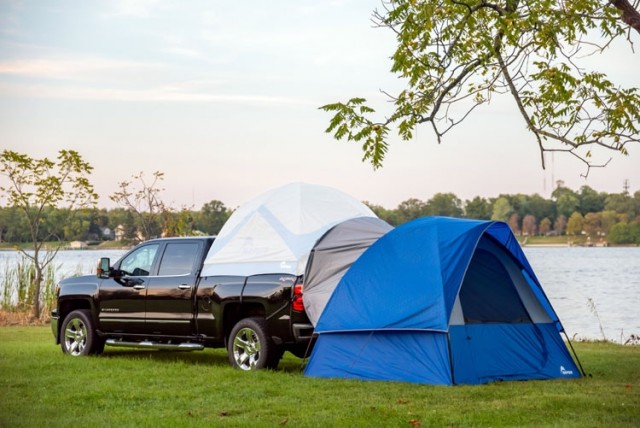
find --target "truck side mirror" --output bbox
[97,257,111,279]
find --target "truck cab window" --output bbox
[158,242,200,276]
[120,244,160,276]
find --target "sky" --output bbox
[1,0,638,211]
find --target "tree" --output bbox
[583,212,602,237]
[509,194,530,224]
[194,200,231,234]
[508,213,521,235]
[605,192,637,219]
[0,150,96,318]
[566,212,585,236]
[464,196,492,219]
[0,207,7,242]
[578,186,606,215]
[491,197,513,222]
[0,206,31,242]
[61,208,92,241]
[162,208,195,237]
[539,217,552,235]
[425,192,463,217]
[322,1,640,175]
[396,198,428,224]
[90,208,111,240]
[608,222,636,244]
[107,208,137,241]
[551,181,572,199]
[110,171,167,241]
[554,214,568,235]
[522,214,537,236]
[527,194,556,225]
[556,192,580,219]
[600,210,620,235]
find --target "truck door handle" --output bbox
[123,277,144,288]
[178,284,191,290]
[133,284,146,290]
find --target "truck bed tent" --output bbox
[303,217,393,326]
[201,183,376,277]
[305,217,582,385]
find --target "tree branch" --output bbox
[610,0,640,33]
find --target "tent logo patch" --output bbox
[560,366,574,375]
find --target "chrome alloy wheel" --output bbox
[232,327,262,370]
[63,317,88,356]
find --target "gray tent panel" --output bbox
[303,217,393,326]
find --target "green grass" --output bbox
[1,327,638,427]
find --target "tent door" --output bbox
[450,243,548,384]
[450,323,547,384]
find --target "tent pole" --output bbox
[563,330,587,377]
[446,332,456,385]
[299,332,318,372]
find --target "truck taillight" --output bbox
[292,283,304,312]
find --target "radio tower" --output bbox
[623,179,630,194]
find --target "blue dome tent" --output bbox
[305,217,582,385]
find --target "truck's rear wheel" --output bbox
[60,309,100,356]
[228,317,279,370]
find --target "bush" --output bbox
[608,223,640,245]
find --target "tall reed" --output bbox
[1,254,59,317]
[587,297,607,341]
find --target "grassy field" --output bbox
[0,326,638,427]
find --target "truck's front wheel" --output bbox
[60,309,100,356]
[228,317,279,370]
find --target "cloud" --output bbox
[0,55,312,106]
[0,57,160,80]
[103,0,166,18]
[159,46,207,60]
[0,81,310,107]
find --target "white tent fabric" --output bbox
[201,183,376,277]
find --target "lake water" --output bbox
[523,247,640,343]
[0,247,638,342]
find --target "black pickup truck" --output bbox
[50,237,314,370]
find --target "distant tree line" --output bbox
[1,184,639,245]
[365,184,640,245]
[0,200,231,244]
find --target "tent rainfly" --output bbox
[303,217,393,327]
[201,182,377,277]
[305,216,583,385]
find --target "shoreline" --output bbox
[521,244,570,247]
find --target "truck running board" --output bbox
[105,339,204,351]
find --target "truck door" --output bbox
[145,241,203,336]
[98,243,160,334]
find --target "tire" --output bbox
[267,346,284,370]
[227,317,278,371]
[60,309,99,356]
[94,336,106,355]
